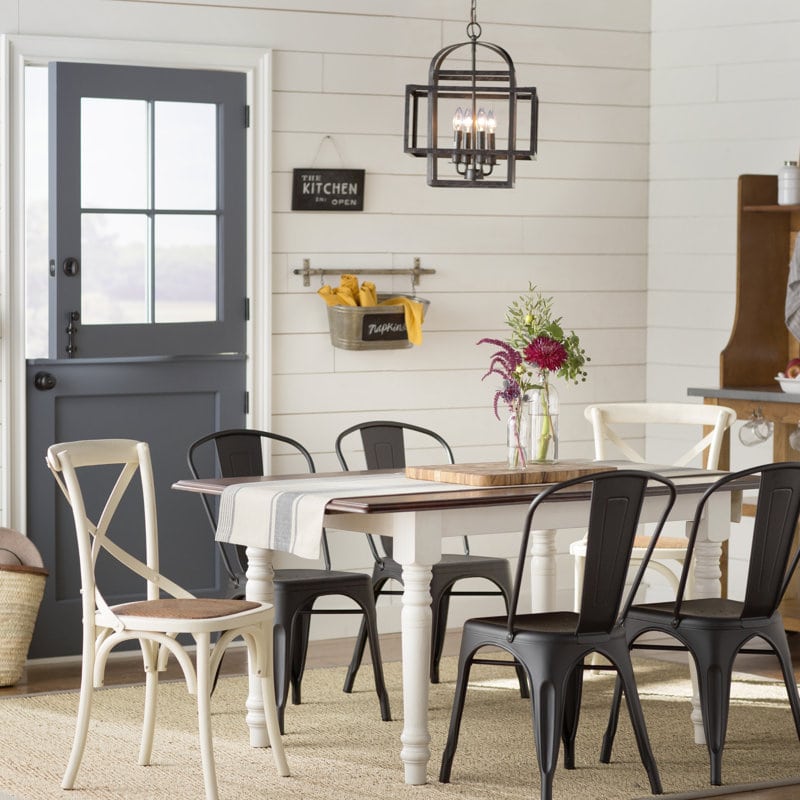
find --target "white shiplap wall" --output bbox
[648,1,800,595]
[1,0,651,634]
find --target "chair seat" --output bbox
[633,535,687,549]
[467,611,581,636]
[113,597,262,620]
[275,568,372,586]
[630,598,747,624]
[378,552,511,578]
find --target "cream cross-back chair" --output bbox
[570,402,736,610]
[46,439,289,800]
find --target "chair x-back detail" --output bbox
[47,438,288,800]
[439,470,677,800]
[188,428,391,734]
[334,420,527,695]
[572,402,736,609]
[600,462,800,787]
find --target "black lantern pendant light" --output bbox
[404,0,538,188]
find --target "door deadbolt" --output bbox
[63,257,79,277]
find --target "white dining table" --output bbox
[173,462,752,785]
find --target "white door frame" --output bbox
[0,34,272,531]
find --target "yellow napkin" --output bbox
[378,296,424,345]
[317,275,424,345]
[358,280,378,307]
[317,283,357,306]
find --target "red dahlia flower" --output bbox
[523,336,567,372]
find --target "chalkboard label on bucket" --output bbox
[362,312,408,341]
[291,168,365,211]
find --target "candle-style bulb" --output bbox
[453,107,463,131]
[477,109,487,131]
[463,107,472,131]
[487,110,496,133]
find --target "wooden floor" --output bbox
[3,631,800,800]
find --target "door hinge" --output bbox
[244,104,250,128]
[244,297,250,321]
[244,391,250,415]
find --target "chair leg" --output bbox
[342,616,369,694]
[61,646,96,789]
[614,654,663,795]
[439,642,476,784]
[763,627,800,742]
[693,654,734,786]
[272,621,290,735]
[600,674,624,763]
[360,596,392,721]
[430,591,451,684]
[290,609,312,706]
[528,670,565,800]
[561,662,584,770]
[344,577,388,693]
[138,667,159,765]
[195,632,220,800]
[260,674,290,776]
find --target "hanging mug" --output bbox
[738,409,772,447]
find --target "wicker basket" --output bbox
[326,294,430,350]
[0,564,48,686]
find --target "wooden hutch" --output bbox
[689,173,800,629]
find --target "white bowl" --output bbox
[776,374,800,394]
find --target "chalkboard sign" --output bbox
[292,168,365,211]
[362,311,408,342]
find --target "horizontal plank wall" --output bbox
[648,1,800,468]
[1,0,651,635]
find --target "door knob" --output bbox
[33,372,57,391]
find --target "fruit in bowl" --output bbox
[777,367,800,393]
[786,358,800,379]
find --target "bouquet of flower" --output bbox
[479,284,588,465]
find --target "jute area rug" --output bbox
[0,655,798,800]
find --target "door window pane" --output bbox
[155,101,216,210]
[155,215,217,322]
[81,214,148,324]
[81,98,148,209]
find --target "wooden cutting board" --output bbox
[405,460,610,486]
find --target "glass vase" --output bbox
[531,382,559,463]
[506,397,531,469]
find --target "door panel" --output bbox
[26,356,245,658]
[48,61,245,359]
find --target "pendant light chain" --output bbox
[467,0,481,41]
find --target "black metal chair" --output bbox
[600,461,800,787]
[439,469,677,800]
[334,419,528,696]
[187,428,391,734]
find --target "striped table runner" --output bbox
[215,472,452,560]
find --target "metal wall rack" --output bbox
[293,257,435,288]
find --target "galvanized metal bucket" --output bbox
[326,294,429,350]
